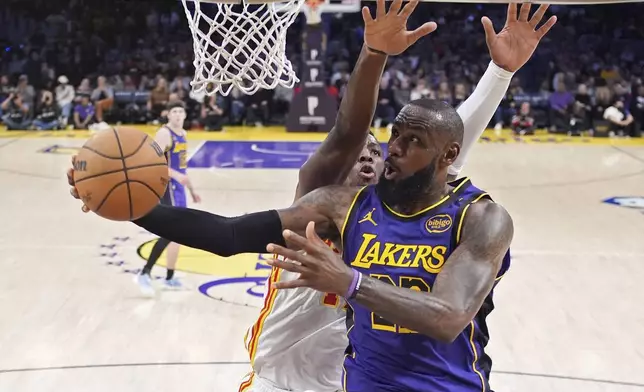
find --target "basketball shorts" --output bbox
[238,372,342,392]
[161,181,187,208]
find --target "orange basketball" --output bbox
[73,127,169,221]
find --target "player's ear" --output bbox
[442,142,460,166]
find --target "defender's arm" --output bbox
[353,200,513,342]
[295,46,387,200]
[132,186,356,256]
[449,63,513,181]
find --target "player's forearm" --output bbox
[449,62,514,178]
[335,45,388,138]
[133,205,286,256]
[354,276,465,342]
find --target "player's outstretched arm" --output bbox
[353,201,513,342]
[131,185,355,254]
[449,3,557,180]
[295,0,436,199]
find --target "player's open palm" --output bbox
[363,0,437,56]
[482,3,557,72]
[267,222,354,296]
[67,155,90,213]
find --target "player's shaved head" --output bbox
[399,99,464,145]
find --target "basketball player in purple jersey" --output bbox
[136,101,200,295]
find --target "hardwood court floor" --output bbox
[0,131,643,392]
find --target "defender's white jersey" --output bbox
[242,245,347,392]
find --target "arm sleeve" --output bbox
[450,61,514,177]
[132,204,286,257]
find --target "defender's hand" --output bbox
[191,192,201,204]
[362,0,437,56]
[482,3,557,72]
[67,155,90,213]
[267,222,354,296]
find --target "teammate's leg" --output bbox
[163,241,182,288]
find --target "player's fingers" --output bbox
[67,168,75,186]
[481,16,497,48]
[305,221,327,248]
[399,0,419,19]
[387,0,403,16]
[506,2,518,22]
[70,187,80,199]
[518,2,531,22]
[81,205,90,213]
[406,22,437,46]
[272,278,308,290]
[529,4,550,28]
[282,228,321,255]
[267,242,317,268]
[536,15,557,39]
[267,257,306,274]
[375,0,386,19]
[361,6,374,24]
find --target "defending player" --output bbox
[136,101,201,295]
[68,2,555,390]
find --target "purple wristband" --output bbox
[345,269,360,299]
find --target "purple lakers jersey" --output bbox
[164,126,188,188]
[341,177,511,392]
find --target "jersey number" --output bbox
[370,274,431,334]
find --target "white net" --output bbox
[181,0,305,96]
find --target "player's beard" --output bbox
[376,158,437,212]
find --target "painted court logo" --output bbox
[602,196,644,214]
[425,214,452,233]
[136,239,272,304]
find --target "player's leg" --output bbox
[163,241,182,288]
[136,188,174,295]
[162,184,188,289]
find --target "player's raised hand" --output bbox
[267,222,354,296]
[362,0,437,56]
[482,3,557,72]
[67,155,90,213]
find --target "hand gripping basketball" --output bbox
[68,156,90,214]
[362,0,437,56]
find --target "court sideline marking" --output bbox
[0,361,642,388]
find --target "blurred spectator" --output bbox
[0,75,12,117]
[91,76,114,123]
[76,78,92,99]
[604,97,634,137]
[1,93,31,130]
[453,83,468,107]
[16,75,35,110]
[410,79,433,101]
[549,81,574,133]
[147,77,170,123]
[55,75,75,127]
[374,78,396,129]
[73,95,95,130]
[571,84,592,135]
[511,102,535,136]
[33,90,60,130]
[201,94,224,131]
[436,82,453,105]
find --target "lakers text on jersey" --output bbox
[341,178,511,392]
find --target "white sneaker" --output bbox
[135,273,155,297]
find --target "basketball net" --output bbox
[181,0,305,96]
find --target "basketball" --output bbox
[73,127,170,221]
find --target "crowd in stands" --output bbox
[1,0,643,137]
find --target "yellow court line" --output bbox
[1,126,644,145]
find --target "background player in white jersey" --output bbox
[68,2,553,390]
[136,101,201,295]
